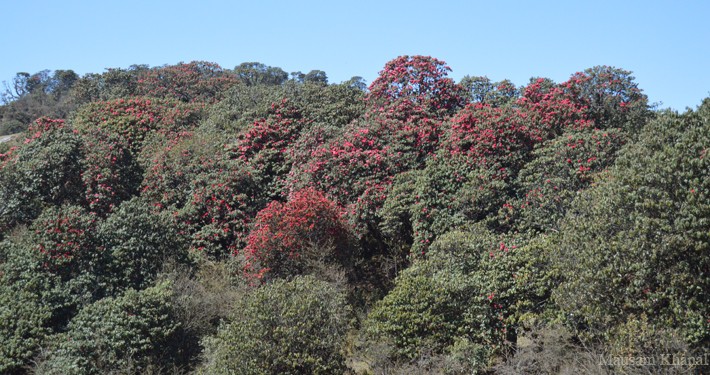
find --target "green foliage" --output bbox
[233,62,288,87]
[0,119,84,233]
[381,155,509,254]
[364,230,501,364]
[0,286,52,374]
[0,229,96,372]
[459,75,519,107]
[552,101,710,346]
[38,281,182,375]
[68,65,147,105]
[365,228,556,368]
[0,70,80,135]
[202,275,351,375]
[98,197,190,293]
[498,128,628,234]
[208,79,364,133]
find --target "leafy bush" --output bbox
[364,230,505,365]
[37,281,183,375]
[202,275,351,375]
[98,197,190,293]
[0,118,84,233]
[498,127,627,234]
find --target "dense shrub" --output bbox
[202,275,351,375]
[37,281,183,375]
[176,155,261,259]
[0,118,84,233]
[365,231,502,363]
[231,99,310,201]
[98,197,189,293]
[80,128,142,215]
[498,127,627,234]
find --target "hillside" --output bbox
[0,57,708,374]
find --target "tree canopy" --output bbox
[0,57,707,374]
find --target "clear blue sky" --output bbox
[1,0,708,110]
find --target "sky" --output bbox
[1,0,708,111]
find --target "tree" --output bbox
[563,65,650,131]
[68,65,147,105]
[459,75,519,107]
[366,55,466,115]
[242,187,354,281]
[0,118,84,233]
[175,154,262,260]
[552,100,710,348]
[304,70,328,85]
[234,62,288,86]
[203,276,351,375]
[80,128,142,216]
[98,197,189,293]
[0,70,81,134]
[231,99,310,201]
[136,61,238,102]
[364,229,533,366]
[497,127,627,234]
[37,282,184,374]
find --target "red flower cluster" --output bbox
[242,187,351,280]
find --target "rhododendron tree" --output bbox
[80,128,142,216]
[242,187,354,280]
[139,129,217,210]
[0,118,84,233]
[72,97,203,150]
[29,205,103,281]
[498,128,627,234]
[516,78,594,136]
[135,61,238,103]
[563,65,649,130]
[552,100,710,346]
[230,99,310,201]
[176,156,261,260]
[442,103,541,172]
[366,55,465,115]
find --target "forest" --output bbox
[0,56,708,374]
